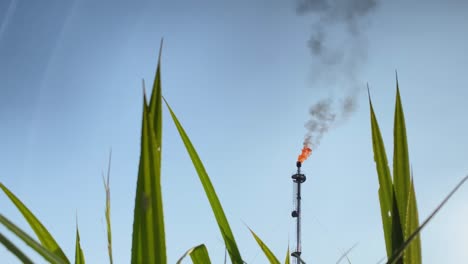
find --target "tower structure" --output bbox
[291,161,306,263]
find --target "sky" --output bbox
[0,0,468,263]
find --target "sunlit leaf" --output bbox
[0,214,67,264]
[368,88,402,258]
[0,183,69,263]
[74,225,85,264]
[176,244,211,264]
[164,98,243,264]
[402,179,421,263]
[189,244,212,264]
[131,45,166,263]
[392,81,412,232]
[249,228,280,264]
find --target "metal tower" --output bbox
[291,161,306,263]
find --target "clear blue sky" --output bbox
[1,0,467,263]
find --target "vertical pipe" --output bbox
[296,166,301,256]
[292,162,305,264]
[297,179,301,255]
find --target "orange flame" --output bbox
[297,146,312,163]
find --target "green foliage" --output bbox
[0,231,34,264]
[2,47,466,264]
[0,214,67,263]
[284,246,290,264]
[369,80,421,264]
[74,226,85,264]
[248,228,280,264]
[130,44,166,264]
[176,244,212,264]
[0,183,70,263]
[164,98,244,263]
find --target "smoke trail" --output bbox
[296,0,378,148]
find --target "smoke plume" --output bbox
[297,0,377,148]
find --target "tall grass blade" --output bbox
[284,246,290,264]
[164,98,243,264]
[0,214,67,264]
[0,231,34,264]
[149,39,163,140]
[402,179,421,263]
[176,244,212,264]
[368,88,402,258]
[74,225,85,264]
[131,92,166,264]
[392,80,421,263]
[386,174,468,264]
[248,228,280,264]
[103,151,113,264]
[0,183,69,263]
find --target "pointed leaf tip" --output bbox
[158,39,164,63]
[367,83,372,104]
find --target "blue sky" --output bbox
[1,0,467,263]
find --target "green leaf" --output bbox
[149,39,164,142]
[176,244,211,264]
[387,175,468,264]
[190,244,212,264]
[103,151,113,264]
[249,228,280,264]
[392,80,412,235]
[368,89,402,258]
[402,179,421,264]
[131,92,166,264]
[131,43,166,264]
[0,214,67,264]
[74,225,85,264]
[0,231,34,264]
[284,246,290,264]
[0,183,69,263]
[164,98,243,264]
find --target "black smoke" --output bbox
[297,0,378,148]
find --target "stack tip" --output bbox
[296,161,302,168]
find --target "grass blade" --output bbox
[103,151,113,264]
[386,174,468,264]
[392,79,412,228]
[176,244,212,264]
[149,39,163,141]
[368,88,402,258]
[164,98,243,263]
[402,178,421,263]
[0,214,67,264]
[0,231,34,264]
[131,43,166,263]
[189,244,212,264]
[249,228,280,264]
[285,246,290,264]
[74,225,85,264]
[0,183,69,263]
[392,79,421,264]
[131,93,166,264]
